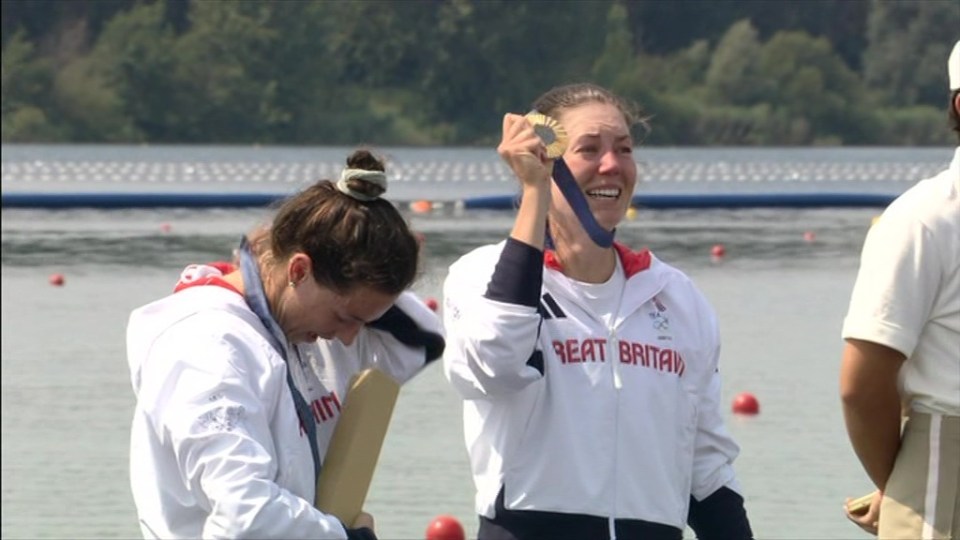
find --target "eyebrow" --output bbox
[575,133,633,143]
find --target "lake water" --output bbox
[1,144,954,539]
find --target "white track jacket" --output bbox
[443,240,742,531]
[128,271,442,539]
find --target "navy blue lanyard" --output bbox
[550,159,615,248]
[237,236,321,478]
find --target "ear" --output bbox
[953,92,960,117]
[288,253,312,285]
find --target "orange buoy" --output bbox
[425,297,439,312]
[425,515,465,540]
[732,392,759,415]
[49,273,65,286]
[410,200,433,214]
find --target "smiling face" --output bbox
[550,101,637,234]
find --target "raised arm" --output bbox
[442,241,548,400]
[360,291,446,382]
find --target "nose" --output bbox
[336,321,363,346]
[598,148,621,175]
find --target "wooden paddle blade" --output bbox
[314,368,400,526]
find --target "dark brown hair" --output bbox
[532,82,650,139]
[266,149,418,296]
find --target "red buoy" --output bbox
[425,297,439,312]
[425,515,465,540]
[803,231,816,243]
[732,392,759,415]
[711,244,726,258]
[49,273,65,286]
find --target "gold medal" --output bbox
[525,112,568,159]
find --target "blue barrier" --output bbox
[1,191,897,210]
[463,192,897,210]
[637,192,897,209]
[1,192,285,209]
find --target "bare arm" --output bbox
[839,338,906,490]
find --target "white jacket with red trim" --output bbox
[126,264,442,539]
[127,285,345,539]
[442,240,742,530]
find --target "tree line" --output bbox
[2,0,957,146]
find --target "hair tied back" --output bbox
[336,168,387,201]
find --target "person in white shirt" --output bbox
[840,40,960,538]
[127,149,434,540]
[442,83,752,540]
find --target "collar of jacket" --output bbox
[544,242,652,278]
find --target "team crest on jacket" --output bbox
[649,296,670,337]
[650,311,669,331]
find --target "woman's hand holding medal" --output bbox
[497,112,568,192]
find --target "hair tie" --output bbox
[336,168,387,201]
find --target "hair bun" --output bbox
[336,168,387,201]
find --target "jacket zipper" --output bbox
[609,323,620,539]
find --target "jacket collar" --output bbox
[543,243,666,327]
[544,242,652,278]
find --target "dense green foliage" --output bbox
[2,0,957,145]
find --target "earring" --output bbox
[288,280,296,288]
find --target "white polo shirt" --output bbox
[842,147,960,416]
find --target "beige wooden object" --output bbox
[314,368,400,526]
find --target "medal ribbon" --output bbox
[550,158,615,248]
[237,236,321,478]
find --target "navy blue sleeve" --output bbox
[367,305,445,364]
[687,486,753,540]
[484,237,543,307]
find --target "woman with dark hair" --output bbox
[127,149,441,539]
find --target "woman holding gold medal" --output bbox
[442,83,753,539]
